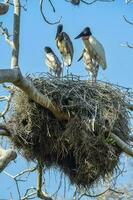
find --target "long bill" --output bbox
[74,31,84,39]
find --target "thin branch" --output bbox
[48,0,56,12]
[121,42,133,49]
[0,94,13,119]
[21,191,37,200]
[78,187,124,199]
[80,0,114,5]
[14,167,37,179]
[123,15,133,26]
[40,0,62,25]
[0,23,13,48]
[37,160,53,200]
[4,167,36,199]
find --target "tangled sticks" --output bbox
[8,74,132,188]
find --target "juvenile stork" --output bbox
[78,49,99,82]
[44,47,62,78]
[55,24,74,75]
[75,27,107,81]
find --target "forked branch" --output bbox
[0,147,17,172]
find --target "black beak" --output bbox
[74,31,84,39]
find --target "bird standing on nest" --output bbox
[44,46,62,78]
[77,49,99,82]
[55,24,74,76]
[75,27,107,82]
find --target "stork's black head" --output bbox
[75,27,92,39]
[55,24,63,39]
[44,46,53,53]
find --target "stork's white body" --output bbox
[83,35,107,70]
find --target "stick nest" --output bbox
[8,74,131,188]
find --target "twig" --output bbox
[21,191,37,200]
[78,187,124,199]
[123,15,133,26]
[0,23,13,48]
[48,0,56,12]
[0,94,13,120]
[121,42,133,49]
[4,167,37,199]
[40,0,62,25]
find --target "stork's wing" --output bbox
[62,32,74,60]
[89,35,107,69]
[53,52,61,66]
[46,52,61,69]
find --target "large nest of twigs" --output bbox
[8,74,131,188]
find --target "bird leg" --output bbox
[61,56,64,79]
[67,66,69,78]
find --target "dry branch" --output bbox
[110,132,133,157]
[40,0,62,25]
[0,147,17,172]
[11,0,21,68]
[0,69,70,120]
[0,23,13,48]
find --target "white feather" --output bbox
[84,36,107,69]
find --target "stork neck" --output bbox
[82,35,90,41]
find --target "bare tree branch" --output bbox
[110,132,133,157]
[40,0,62,25]
[78,187,124,199]
[66,0,115,5]
[0,94,13,120]
[0,23,13,48]
[48,0,56,12]
[0,0,70,121]
[4,167,36,199]
[0,147,17,173]
[123,15,133,26]
[0,123,11,137]
[0,68,70,121]
[37,160,53,200]
[11,0,21,69]
[121,42,133,49]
